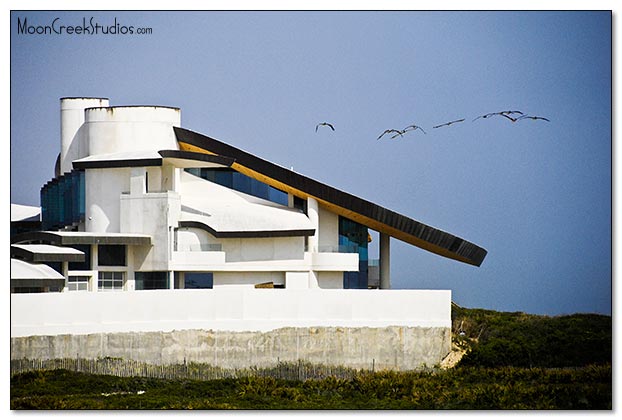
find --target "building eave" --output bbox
[173,126,487,267]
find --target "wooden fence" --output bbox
[10,358,374,382]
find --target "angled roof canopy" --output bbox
[72,149,235,170]
[173,127,487,267]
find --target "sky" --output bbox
[7,8,613,316]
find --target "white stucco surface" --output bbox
[10,289,451,337]
[179,171,314,235]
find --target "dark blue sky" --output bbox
[9,10,612,316]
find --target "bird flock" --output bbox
[315,110,549,140]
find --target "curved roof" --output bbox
[174,127,487,267]
[11,204,41,222]
[179,170,315,238]
[11,258,64,280]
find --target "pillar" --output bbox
[379,233,391,289]
[307,197,319,252]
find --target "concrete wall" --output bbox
[10,326,450,371]
[318,204,339,251]
[120,191,181,271]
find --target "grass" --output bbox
[11,364,612,409]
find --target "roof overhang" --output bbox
[11,244,85,263]
[72,150,235,170]
[173,126,487,267]
[11,259,65,281]
[11,231,152,246]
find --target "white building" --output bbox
[10,97,487,370]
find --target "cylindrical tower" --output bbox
[85,106,181,156]
[60,97,109,175]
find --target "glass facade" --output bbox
[184,272,214,289]
[41,170,85,230]
[98,245,126,266]
[68,244,91,271]
[339,216,369,289]
[135,272,169,290]
[186,168,288,206]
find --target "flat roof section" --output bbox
[11,244,85,263]
[174,127,487,267]
[11,231,152,246]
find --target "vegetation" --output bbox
[451,303,612,368]
[10,365,611,409]
[11,305,612,410]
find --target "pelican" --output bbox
[473,110,523,122]
[518,115,550,122]
[377,129,403,140]
[433,118,465,129]
[315,122,335,132]
[402,124,427,134]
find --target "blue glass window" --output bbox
[41,170,86,230]
[340,217,369,289]
[184,272,214,289]
[187,168,288,206]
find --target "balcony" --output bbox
[175,243,222,252]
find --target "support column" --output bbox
[307,197,320,285]
[379,233,391,289]
[307,197,319,252]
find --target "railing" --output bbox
[305,245,359,253]
[175,243,222,252]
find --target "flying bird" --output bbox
[433,118,465,129]
[377,129,403,140]
[473,110,523,122]
[315,122,335,132]
[518,115,550,122]
[500,113,521,123]
[402,124,427,134]
[472,112,499,122]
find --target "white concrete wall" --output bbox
[318,204,339,251]
[222,237,305,263]
[10,289,451,337]
[85,106,180,156]
[85,168,130,232]
[120,191,181,271]
[317,272,343,289]
[214,272,284,288]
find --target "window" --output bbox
[68,244,91,271]
[98,245,126,266]
[98,272,124,291]
[183,272,213,289]
[135,272,169,290]
[340,216,369,289]
[187,168,288,206]
[68,276,89,291]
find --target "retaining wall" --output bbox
[11,289,452,370]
